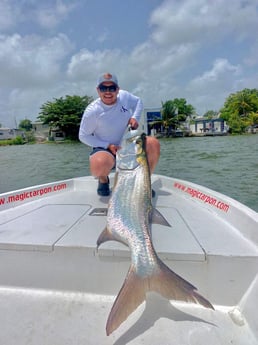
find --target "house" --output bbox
[190,117,229,136]
[49,128,65,141]
[143,107,162,135]
[32,122,65,142]
[0,128,23,140]
[32,122,50,142]
[142,108,229,137]
[143,108,192,137]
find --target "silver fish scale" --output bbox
[107,166,157,276]
[98,129,214,335]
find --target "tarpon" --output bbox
[97,127,214,335]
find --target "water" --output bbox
[157,135,258,212]
[0,135,257,211]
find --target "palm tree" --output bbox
[233,90,253,118]
[161,100,178,132]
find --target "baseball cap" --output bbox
[97,73,119,87]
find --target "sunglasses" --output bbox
[98,84,118,92]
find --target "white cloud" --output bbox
[0,32,74,126]
[186,59,242,113]
[35,0,77,29]
[67,48,125,82]
[1,0,258,127]
[0,33,73,88]
[0,0,78,32]
[190,59,241,87]
[149,0,258,46]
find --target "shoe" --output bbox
[97,177,110,196]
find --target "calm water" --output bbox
[0,135,257,211]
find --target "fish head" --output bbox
[117,127,147,170]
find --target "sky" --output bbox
[1,0,258,128]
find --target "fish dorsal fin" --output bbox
[151,208,171,227]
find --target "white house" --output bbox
[190,117,229,135]
[32,122,65,141]
[0,128,23,140]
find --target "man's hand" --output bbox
[108,144,120,155]
[128,118,139,130]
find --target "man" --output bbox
[79,72,160,196]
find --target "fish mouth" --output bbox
[116,128,142,170]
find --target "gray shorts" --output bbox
[90,147,116,158]
[90,147,116,170]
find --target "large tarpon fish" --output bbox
[97,127,214,336]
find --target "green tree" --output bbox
[203,110,218,119]
[158,98,195,132]
[161,100,177,130]
[172,98,195,122]
[19,119,32,131]
[149,98,195,136]
[248,111,258,127]
[38,95,93,140]
[220,88,258,133]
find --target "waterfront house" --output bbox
[32,122,50,142]
[32,122,65,141]
[143,107,162,135]
[190,117,228,136]
[0,128,23,140]
[143,107,191,137]
[142,108,229,137]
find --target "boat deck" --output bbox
[0,175,257,344]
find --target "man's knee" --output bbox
[90,152,115,176]
[146,136,160,155]
[146,136,160,172]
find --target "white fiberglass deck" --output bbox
[0,174,257,344]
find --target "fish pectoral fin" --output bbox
[106,266,146,336]
[151,208,171,227]
[96,227,129,249]
[96,227,113,248]
[151,258,214,310]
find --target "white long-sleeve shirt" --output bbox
[79,90,143,148]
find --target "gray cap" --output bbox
[97,73,119,87]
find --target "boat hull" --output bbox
[0,175,257,344]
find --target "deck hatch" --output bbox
[89,208,108,216]
[0,204,90,251]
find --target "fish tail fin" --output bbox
[106,265,146,336]
[106,259,214,336]
[151,258,214,310]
